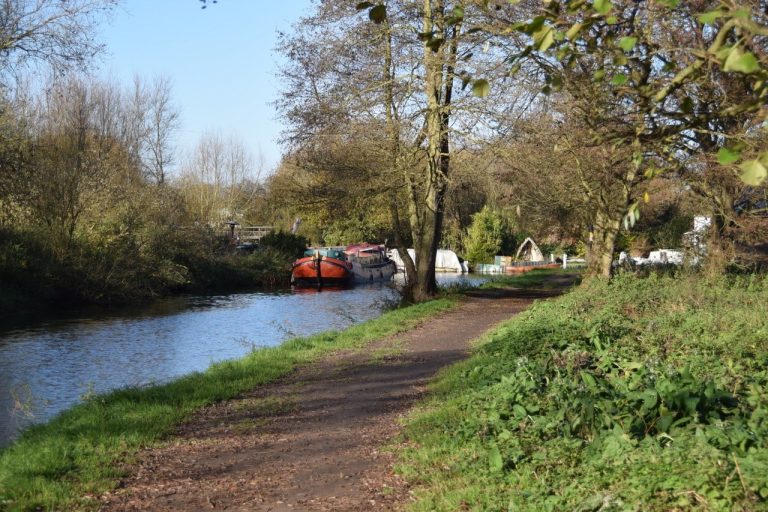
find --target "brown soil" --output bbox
[99,279,576,512]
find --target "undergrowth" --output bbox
[399,273,768,511]
[0,297,456,511]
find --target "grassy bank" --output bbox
[398,273,768,511]
[0,297,457,511]
[480,268,581,290]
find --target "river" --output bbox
[0,274,483,447]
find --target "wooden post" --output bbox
[315,250,323,291]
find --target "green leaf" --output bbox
[642,390,658,410]
[525,16,546,35]
[698,9,722,25]
[657,414,674,432]
[715,45,734,61]
[618,36,637,52]
[723,48,760,74]
[593,0,612,15]
[472,79,490,98]
[593,68,606,80]
[740,159,768,186]
[533,26,555,52]
[368,4,386,23]
[610,73,628,86]
[565,22,583,40]
[733,8,751,19]
[489,443,503,472]
[452,6,465,20]
[717,147,741,165]
[581,372,597,391]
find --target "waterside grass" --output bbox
[0,296,457,511]
[398,272,768,511]
[477,267,581,290]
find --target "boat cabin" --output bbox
[303,247,348,260]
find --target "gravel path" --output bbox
[99,282,574,511]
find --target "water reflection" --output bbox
[0,273,485,447]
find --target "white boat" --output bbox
[344,243,397,283]
[386,248,466,273]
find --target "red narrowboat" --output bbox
[291,247,353,288]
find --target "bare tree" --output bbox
[142,75,179,185]
[0,0,118,88]
[178,132,261,225]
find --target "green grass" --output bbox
[479,267,581,290]
[0,297,457,512]
[398,272,768,511]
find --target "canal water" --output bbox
[0,274,483,447]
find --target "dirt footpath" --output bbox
[100,283,573,512]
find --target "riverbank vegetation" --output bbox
[0,3,315,316]
[398,272,768,510]
[0,297,457,511]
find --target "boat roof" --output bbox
[345,242,384,254]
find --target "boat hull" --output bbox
[291,256,353,288]
[350,260,397,283]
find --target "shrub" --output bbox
[259,230,309,258]
[463,206,516,264]
[400,273,768,511]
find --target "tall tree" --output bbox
[278,0,527,300]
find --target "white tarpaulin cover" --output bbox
[515,237,545,262]
[387,249,465,272]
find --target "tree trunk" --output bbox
[584,154,638,280]
[409,0,457,301]
[586,210,621,278]
[381,16,418,296]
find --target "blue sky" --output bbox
[98,1,314,175]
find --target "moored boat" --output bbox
[291,247,353,288]
[345,243,397,283]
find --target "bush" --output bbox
[463,206,516,264]
[400,273,768,511]
[259,230,309,258]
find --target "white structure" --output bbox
[387,248,466,273]
[620,249,684,266]
[682,215,711,252]
[616,216,710,268]
[515,237,545,262]
[694,216,712,232]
